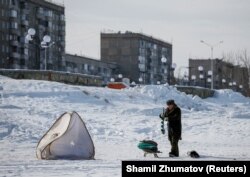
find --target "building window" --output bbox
[10,9,17,17]
[10,22,17,29]
[24,48,28,55]
[45,10,52,17]
[103,68,107,74]
[97,67,101,73]
[84,64,88,71]
[11,0,16,6]
[20,59,25,65]
[38,7,43,14]
[60,14,65,21]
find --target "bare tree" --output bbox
[239,49,250,72]
[222,49,250,96]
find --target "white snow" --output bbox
[0,76,249,176]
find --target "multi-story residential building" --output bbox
[101,31,173,85]
[0,0,65,70]
[189,58,249,94]
[65,54,118,85]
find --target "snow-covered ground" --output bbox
[0,76,249,176]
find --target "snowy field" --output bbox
[0,75,249,177]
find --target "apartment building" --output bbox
[189,58,249,94]
[0,0,65,70]
[101,31,173,85]
[65,54,118,85]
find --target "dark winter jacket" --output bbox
[164,105,182,139]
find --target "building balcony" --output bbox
[45,13,53,19]
[9,5,19,11]
[59,41,65,46]
[10,40,20,47]
[48,59,53,64]
[37,13,45,20]
[61,60,66,66]
[59,30,65,36]
[21,20,29,26]
[66,66,72,72]
[21,54,29,61]
[38,25,46,31]
[74,68,79,73]
[59,20,65,26]
[20,43,29,48]
[10,52,21,59]
[13,64,20,69]
[20,9,29,14]
[9,13,17,18]
[10,28,21,36]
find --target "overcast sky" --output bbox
[54,0,250,75]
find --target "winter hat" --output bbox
[166,99,175,105]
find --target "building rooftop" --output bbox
[101,31,172,47]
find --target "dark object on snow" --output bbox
[137,140,161,158]
[187,150,200,158]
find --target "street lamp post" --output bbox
[110,78,115,82]
[41,35,54,70]
[118,74,123,82]
[161,55,168,84]
[200,40,223,89]
[26,28,54,70]
[222,79,226,88]
[171,63,177,85]
[138,77,143,85]
[198,66,204,87]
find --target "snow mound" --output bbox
[210,89,249,103]
[129,85,207,111]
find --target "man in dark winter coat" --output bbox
[159,99,182,157]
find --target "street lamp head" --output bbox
[25,34,32,41]
[110,78,115,82]
[191,75,196,80]
[43,35,51,43]
[41,41,47,48]
[171,63,177,69]
[161,56,167,63]
[198,66,204,71]
[199,74,204,79]
[28,28,36,36]
[118,74,123,79]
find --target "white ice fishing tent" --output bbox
[36,111,95,160]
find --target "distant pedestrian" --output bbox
[159,99,182,157]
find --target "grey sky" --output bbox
[54,0,250,75]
